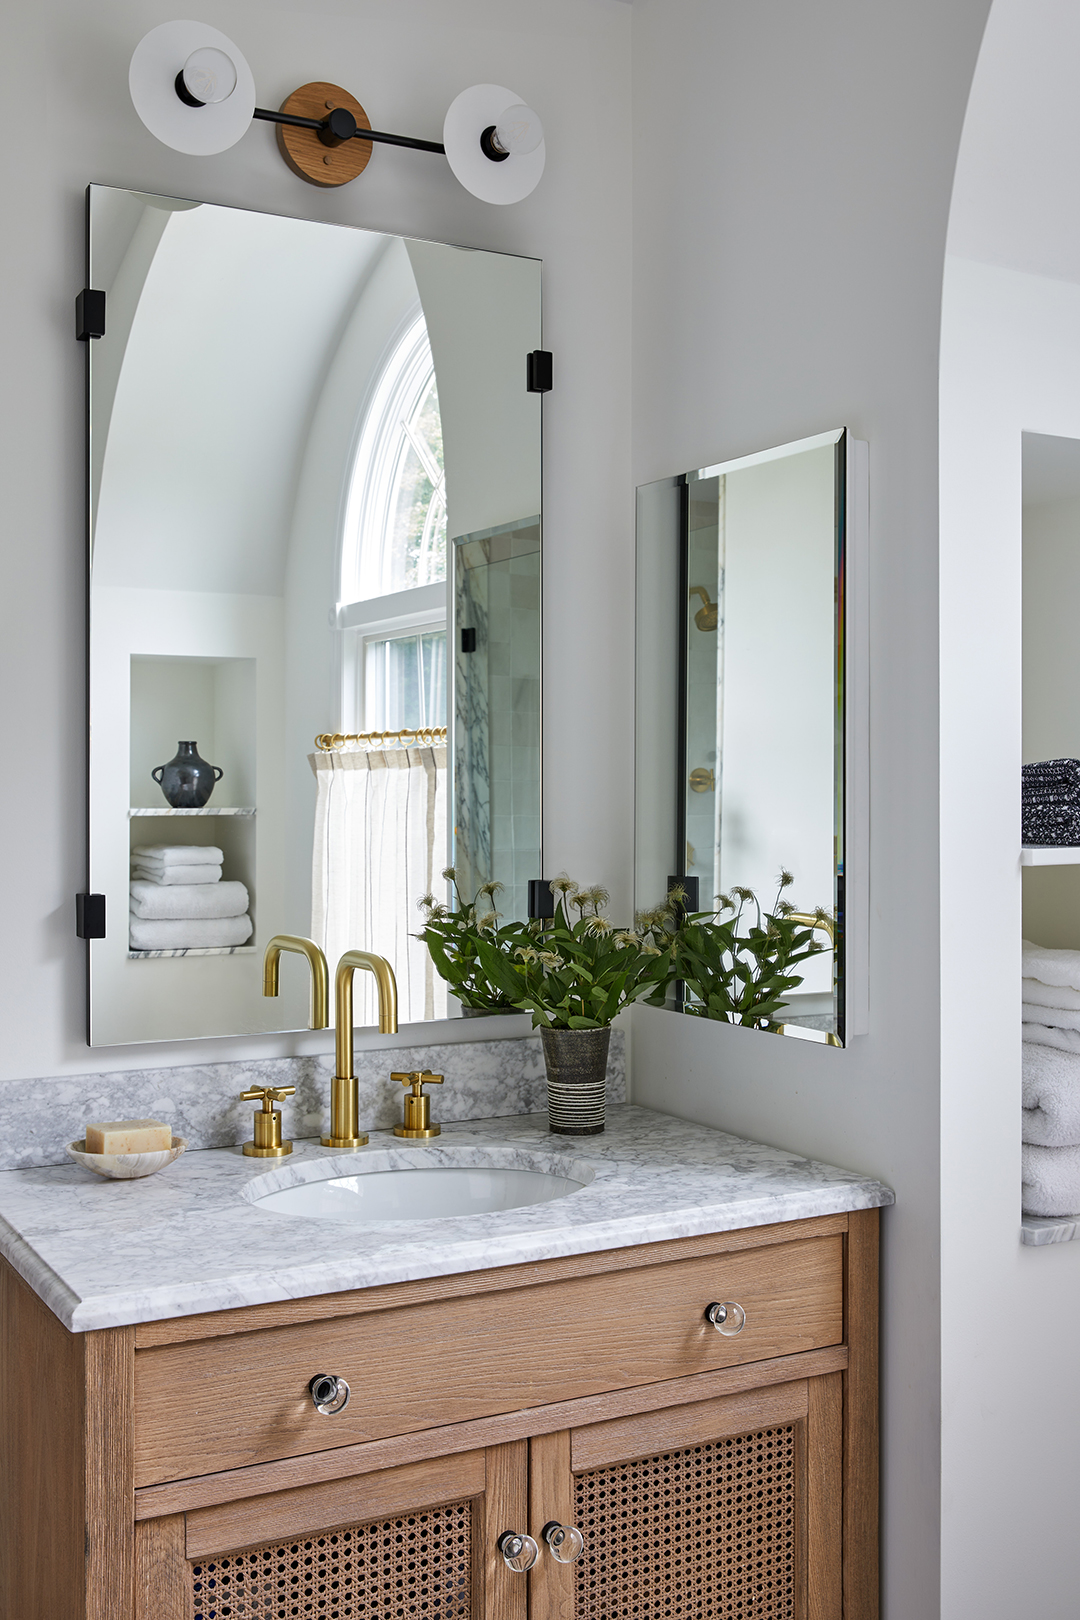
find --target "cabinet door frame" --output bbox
[135,1441,528,1620]
[528,1375,843,1620]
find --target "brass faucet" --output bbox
[263,935,330,1029]
[324,950,399,1149]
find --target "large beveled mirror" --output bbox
[86,186,542,1045]
[635,431,867,1045]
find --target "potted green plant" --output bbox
[419,876,674,1134]
[656,873,832,1028]
[417,872,530,1014]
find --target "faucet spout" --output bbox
[323,950,399,1150]
[262,935,330,1029]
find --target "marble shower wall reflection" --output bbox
[454,518,541,918]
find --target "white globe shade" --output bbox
[130,21,256,156]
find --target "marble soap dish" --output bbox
[65,1137,188,1181]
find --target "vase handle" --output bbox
[213,766,224,781]
[151,767,164,784]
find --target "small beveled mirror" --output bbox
[635,430,867,1045]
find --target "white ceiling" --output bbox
[949,0,1080,286]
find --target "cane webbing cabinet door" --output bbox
[134,1442,528,1620]
[528,1376,843,1620]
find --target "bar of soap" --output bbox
[84,1119,172,1155]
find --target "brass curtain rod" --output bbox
[315,727,448,751]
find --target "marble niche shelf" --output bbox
[1021,1214,1080,1246]
[1021,846,1080,865]
[127,945,257,961]
[128,807,256,818]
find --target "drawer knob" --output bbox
[497,1531,539,1573]
[542,1521,585,1564]
[705,1300,747,1336]
[309,1373,351,1414]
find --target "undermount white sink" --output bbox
[245,1151,593,1225]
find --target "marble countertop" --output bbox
[0,1106,893,1332]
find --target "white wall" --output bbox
[629,2,992,1615]
[940,259,1080,1620]
[0,0,631,1078]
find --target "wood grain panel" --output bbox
[807,1372,843,1620]
[186,1449,486,1559]
[529,1430,575,1620]
[134,1215,849,1347]
[135,1236,843,1485]
[0,1259,85,1620]
[135,1515,191,1620]
[85,1326,136,1620]
[135,1345,848,1520]
[571,1380,808,1472]
[477,1441,528,1620]
[844,1208,880,1620]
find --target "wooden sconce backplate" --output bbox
[276,82,373,187]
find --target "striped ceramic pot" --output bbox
[540,1026,611,1135]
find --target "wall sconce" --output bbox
[129,21,545,204]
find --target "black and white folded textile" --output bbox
[1023,760,1080,843]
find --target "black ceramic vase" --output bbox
[152,742,223,809]
[540,1026,610,1135]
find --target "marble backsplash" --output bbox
[0,1032,626,1171]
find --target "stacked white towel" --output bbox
[129,845,252,952]
[1022,941,1080,1215]
[131,844,223,885]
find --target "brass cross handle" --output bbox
[390,1070,443,1096]
[239,1086,295,1158]
[390,1071,443,1139]
[240,1085,296,1111]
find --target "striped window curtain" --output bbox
[310,743,448,1025]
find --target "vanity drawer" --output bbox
[134,1234,843,1485]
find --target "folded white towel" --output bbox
[1023,1022,1080,1054]
[131,844,224,867]
[129,914,253,951]
[1022,940,1080,993]
[1022,1141,1080,1216]
[129,880,249,921]
[1022,1002,1080,1032]
[131,863,223,886]
[1023,1043,1080,1145]
[1023,977,1080,1012]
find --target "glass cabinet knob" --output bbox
[542,1521,586,1564]
[705,1300,747,1336]
[308,1373,351,1414]
[497,1531,539,1573]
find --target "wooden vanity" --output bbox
[0,1207,877,1619]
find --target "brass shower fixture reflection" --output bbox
[689,586,718,631]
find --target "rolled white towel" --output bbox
[1022,1141,1080,1217]
[1023,977,1080,1012]
[131,863,222,886]
[1022,940,1080,993]
[131,844,224,867]
[1023,1043,1080,1145]
[1022,1002,1080,1032]
[130,880,249,921]
[129,914,253,951]
[1023,1023,1080,1054]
